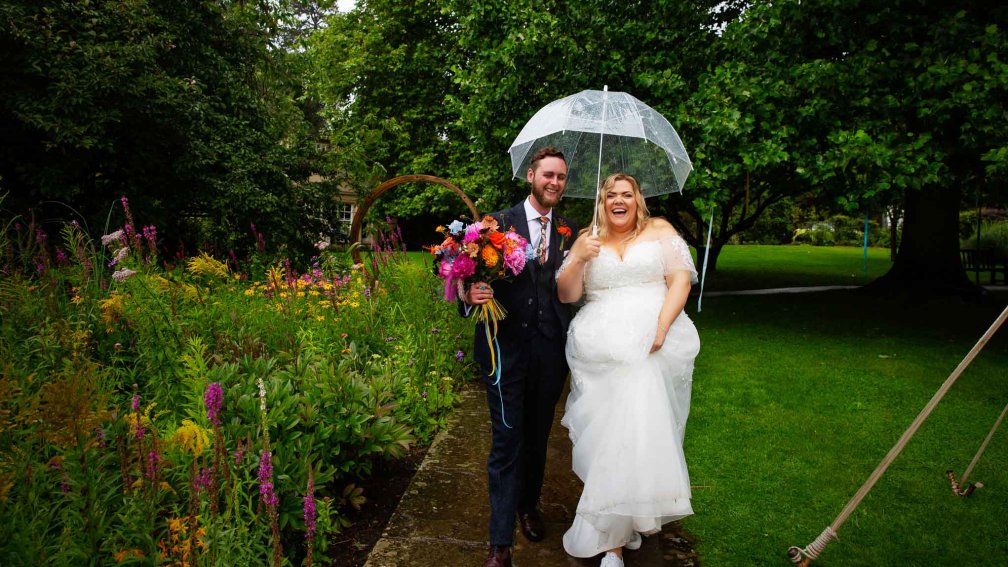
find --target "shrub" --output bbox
[0,197,473,565]
[961,220,1008,254]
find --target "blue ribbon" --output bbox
[489,333,511,429]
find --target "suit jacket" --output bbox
[464,201,579,370]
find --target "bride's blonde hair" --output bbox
[593,173,650,239]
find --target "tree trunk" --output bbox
[865,186,981,298]
[694,242,725,277]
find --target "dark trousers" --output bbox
[482,328,568,546]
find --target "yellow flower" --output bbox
[186,252,229,279]
[173,419,210,456]
[99,292,126,329]
[124,402,158,438]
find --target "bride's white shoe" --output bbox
[600,551,624,567]
[625,531,642,550]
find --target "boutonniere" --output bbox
[556,218,573,250]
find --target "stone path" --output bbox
[364,381,699,567]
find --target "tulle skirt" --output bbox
[561,285,699,557]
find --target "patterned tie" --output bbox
[536,216,549,264]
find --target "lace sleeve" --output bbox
[556,249,575,280]
[659,235,698,284]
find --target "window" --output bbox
[338,203,353,224]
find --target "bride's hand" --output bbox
[650,327,668,353]
[571,233,601,263]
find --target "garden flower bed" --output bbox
[0,199,472,565]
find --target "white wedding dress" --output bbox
[560,235,700,558]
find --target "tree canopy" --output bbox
[3,0,1005,293]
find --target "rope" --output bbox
[949,399,1008,495]
[787,527,837,564]
[789,304,1008,563]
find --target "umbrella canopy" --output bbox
[509,87,693,199]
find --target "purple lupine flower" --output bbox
[258,450,278,507]
[142,224,157,242]
[303,470,317,541]
[194,466,212,492]
[146,450,161,479]
[55,248,68,265]
[131,391,141,412]
[455,350,465,363]
[135,425,145,440]
[204,382,223,426]
[234,443,245,465]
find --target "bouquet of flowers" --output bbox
[429,215,532,429]
[428,215,532,312]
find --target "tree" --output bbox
[0,0,324,259]
[662,0,1008,295]
[448,0,736,216]
[306,0,467,219]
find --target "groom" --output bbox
[462,146,577,567]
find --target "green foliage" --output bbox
[0,206,473,564]
[0,0,332,262]
[961,221,1008,255]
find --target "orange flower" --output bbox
[480,244,500,267]
[482,215,499,232]
[557,225,572,238]
[488,230,506,249]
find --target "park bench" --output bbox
[960,248,1008,285]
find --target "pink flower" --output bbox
[462,222,482,244]
[258,450,278,507]
[204,382,223,425]
[504,249,526,275]
[303,469,317,541]
[450,253,476,280]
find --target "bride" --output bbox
[556,173,699,566]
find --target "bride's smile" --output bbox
[604,179,638,234]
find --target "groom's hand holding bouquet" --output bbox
[428,215,533,325]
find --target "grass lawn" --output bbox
[684,289,1008,566]
[700,245,895,290]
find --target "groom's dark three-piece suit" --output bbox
[463,200,578,549]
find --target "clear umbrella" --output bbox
[509,86,693,202]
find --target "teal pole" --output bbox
[863,212,870,278]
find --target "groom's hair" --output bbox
[529,146,566,171]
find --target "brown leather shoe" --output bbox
[517,510,545,542]
[483,545,512,567]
